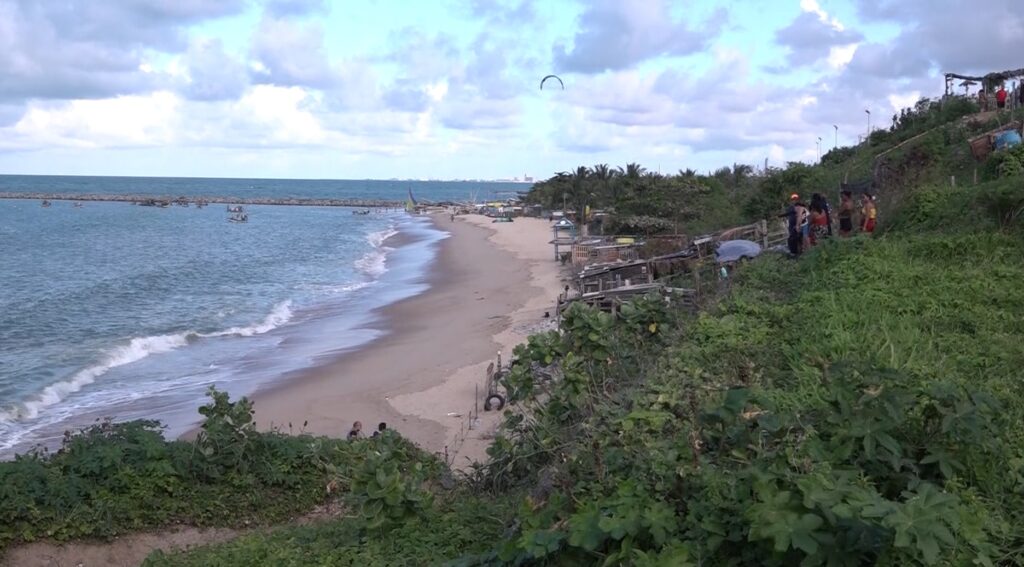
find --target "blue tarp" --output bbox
[716,240,762,263]
[995,130,1022,150]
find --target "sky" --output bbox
[0,0,1021,180]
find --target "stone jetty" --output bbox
[0,192,411,208]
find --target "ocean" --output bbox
[0,175,528,457]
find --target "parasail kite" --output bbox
[539,75,564,90]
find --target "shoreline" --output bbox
[242,214,565,465]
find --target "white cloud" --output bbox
[800,0,845,30]
[827,44,858,69]
[10,92,179,149]
[887,91,921,112]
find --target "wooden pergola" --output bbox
[945,68,1024,95]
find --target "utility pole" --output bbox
[833,124,838,149]
[817,137,822,162]
[865,109,872,138]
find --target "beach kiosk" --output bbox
[551,218,576,262]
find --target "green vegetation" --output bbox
[143,493,511,567]
[6,95,1024,566]
[0,387,439,552]
[470,177,1024,565]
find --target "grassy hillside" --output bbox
[6,97,1024,566]
[148,102,1024,565]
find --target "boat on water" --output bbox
[228,205,248,223]
[73,202,83,208]
[352,209,370,215]
[41,200,51,207]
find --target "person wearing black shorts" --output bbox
[838,190,854,236]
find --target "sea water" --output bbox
[0,175,527,457]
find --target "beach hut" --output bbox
[551,219,576,262]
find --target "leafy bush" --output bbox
[457,184,1024,565]
[0,388,436,553]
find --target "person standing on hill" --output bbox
[860,194,877,233]
[780,193,803,255]
[809,200,829,245]
[811,193,834,237]
[997,85,1008,109]
[838,191,855,236]
[979,89,989,112]
[797,200,811,249]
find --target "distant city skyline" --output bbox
[0,0,1019,179]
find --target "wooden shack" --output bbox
[578,259,653,294]
[570,240,641,266]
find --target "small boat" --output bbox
[228,212,248,223]
[73,202,83,208]
[352,209,370,215]
[227,205,244,213]
[41,200,51,207]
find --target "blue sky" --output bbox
[0,0,1019,180]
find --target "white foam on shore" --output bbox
[0,300,295,426]
[201,300,293,338]
[355,226,398,277]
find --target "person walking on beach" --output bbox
[860,194,877,233]
[347,421,363,440]
[838,190,855,236]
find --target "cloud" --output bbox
[180,38,249,101]
[553,0,727,73]
[250,18,338,88]
[263,0,327,17]
[464,0,536,25]
[775,9,862,67]
[853,0,1024,74]
[6,92,180,150]
[0,0,246,103]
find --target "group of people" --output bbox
[347,420,389,440]
[781,190,877,256]
[979,83,1024,112]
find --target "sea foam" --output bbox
[355,226,398,277]
[0,300,294,424]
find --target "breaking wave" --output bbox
[0,301,294,423]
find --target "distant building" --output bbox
[524,175,534,183]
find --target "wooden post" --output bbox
[693,266,701,301]
[974,168,978,185]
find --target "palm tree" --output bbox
[567,166,591,224]
[618,162,646,179]
[591,163,614,205]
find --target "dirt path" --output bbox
[1,502,344,567]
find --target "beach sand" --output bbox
[248,214,565,466]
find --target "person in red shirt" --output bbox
[997,85,1008,109]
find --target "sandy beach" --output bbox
[248,214,566,466]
